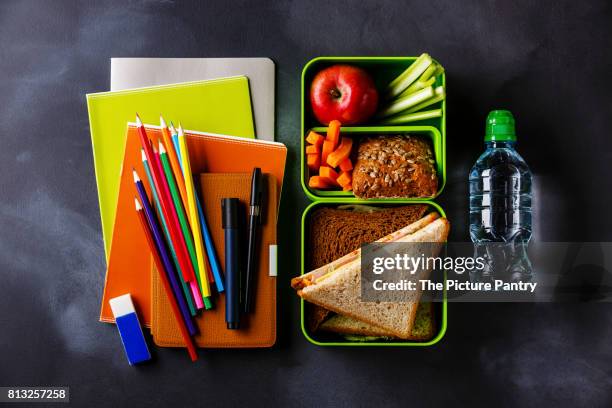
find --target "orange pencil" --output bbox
[135,198,198,361]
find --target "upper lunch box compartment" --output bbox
[300,56,446,201]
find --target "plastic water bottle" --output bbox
[469,110,533,282]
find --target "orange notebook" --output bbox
[99,124,287,325]
[152,173,277,348]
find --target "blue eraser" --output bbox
[109,294,151,365]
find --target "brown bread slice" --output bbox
[307,205,428,271]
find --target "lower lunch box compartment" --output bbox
[299,199,447,347]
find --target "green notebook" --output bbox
[86,77,255,257]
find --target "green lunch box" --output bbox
[301,56,446,201]
[300,200,447,346]
[298,56,448,346]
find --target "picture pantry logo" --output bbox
[360,242,552,303]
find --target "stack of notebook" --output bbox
[86,58,286,350]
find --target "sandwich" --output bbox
[297,205,429,332]
[293,211,449,340]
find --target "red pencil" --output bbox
[135,115,196,284]
[135,198,198,361]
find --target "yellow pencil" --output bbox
[178,124,211,299]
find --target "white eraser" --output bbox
[109,294,136,318]
[269,245,277,277]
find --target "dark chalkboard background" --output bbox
[1,1,611,406]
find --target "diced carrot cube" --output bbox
[307,153,320,171]
[336,170,352,188]
[321,140,335,165]
[327,120,341,148]
[306,144,320,155]
[319,166,339,184]
[306,131,325,146]
[309,175,334,189]
[327,137,353,168]
[339,158,353,172]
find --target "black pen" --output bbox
[244,168,263,313]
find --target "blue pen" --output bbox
[222,198,240,329]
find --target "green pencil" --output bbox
[159,141,212,310]
[141,150,196,316]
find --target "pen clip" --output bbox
[250,168,264,225]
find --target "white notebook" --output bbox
[110,57,275,141]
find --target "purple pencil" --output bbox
[133,169,197,336]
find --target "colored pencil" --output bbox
[135,115,196,284]
[152,147,204,310]
[195,190,225,292]
[132,173,197,336]
[158,141,206,302]
[160,117,190,216]
[172,124,221,290]
[153,144,205,308]
[177,124,212,303]
[171,122,181,164]
[174,124,224,292]
[167,120,216,289]
[134,197,198,361]
[142,150,196,317]
[169,124,212,287]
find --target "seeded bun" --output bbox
[352,135,438,199]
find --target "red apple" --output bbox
[310,64,378,125]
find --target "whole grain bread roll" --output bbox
[352,135,438,198]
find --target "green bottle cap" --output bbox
[485,110,516,142]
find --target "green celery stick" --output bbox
[405,86,445,114]
[142,152,196,316]
[420,63,438,81]
[159,144,204,301]
[380,109,442,125]
[386,53,432,99]
[378,86,434,118]
[400,75,436,98]
[433,64,445,78]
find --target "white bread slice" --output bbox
[291,212,440,290]
[319,303,434,340]
[298,218,450,339]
